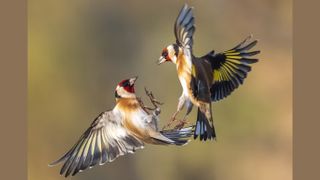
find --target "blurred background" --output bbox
[29,0,292,180]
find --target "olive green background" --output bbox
[29,1,292,180]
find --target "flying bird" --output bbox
[158,4,260,141]
[49,77,193,177]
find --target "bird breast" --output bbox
[114,98,155,140]
[176,54,199,106]
[177,54,192,92]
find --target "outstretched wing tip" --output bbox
[50,111,144,177]
[174,4,195,49]
[208,36,260,101]
[48,162,58,167]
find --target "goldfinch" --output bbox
[158,4,260,141]
[49,77,193,177]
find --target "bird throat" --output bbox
[176,54,192,75]
[115,98,140,112]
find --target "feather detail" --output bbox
[203,35,260,101]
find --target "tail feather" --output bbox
[194,108,216,141]
[160,126,194,145]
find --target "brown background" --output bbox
[0,0,317,180]
[293,0,320,179]
[0,0,27,179]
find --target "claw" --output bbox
[174,119,189,130]
[162,116,175,130]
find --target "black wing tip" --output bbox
[49,150,74,166]
[48,150,72,167]
[174,139,190,146]
[252,50,261,55]
[72,170,79,177]
[161,126,194,146]
[249,58,259,64]
[231,35,259,51]
[48,161,59,167]
[60,164,85,177]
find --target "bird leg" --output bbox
[173,113,191,130]
[162,94,186,130]
[174,100,193,129]
[161,111,179,130]
[174,118,190,130]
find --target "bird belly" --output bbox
[179,76,189,96]
[176,54,199,105]
[123,109,152,141]
[131,110,149,128]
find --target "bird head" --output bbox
[158,44,180,65]
[115,76,138,99]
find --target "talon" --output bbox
[174,119,189,130]
[162,116,176,130]
[162,114,178,129]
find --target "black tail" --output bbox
[160,126,194,146]
[194,108,216,141]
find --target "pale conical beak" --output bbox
[158,56,166,65]
[129,76,138,86]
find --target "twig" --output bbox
[144,87,163,107]
[138,88,163,114]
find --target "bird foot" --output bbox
[162,115,178,130]
[174,119,189,130]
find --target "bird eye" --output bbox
[162,51,168,58]
[162,50,168,58]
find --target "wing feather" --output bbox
[204,35,260,101]
[174,4,195,49]
[49,111,144,177]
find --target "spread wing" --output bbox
[174,4,195,55]
[49,111,144,177]
[205,35,260,101]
